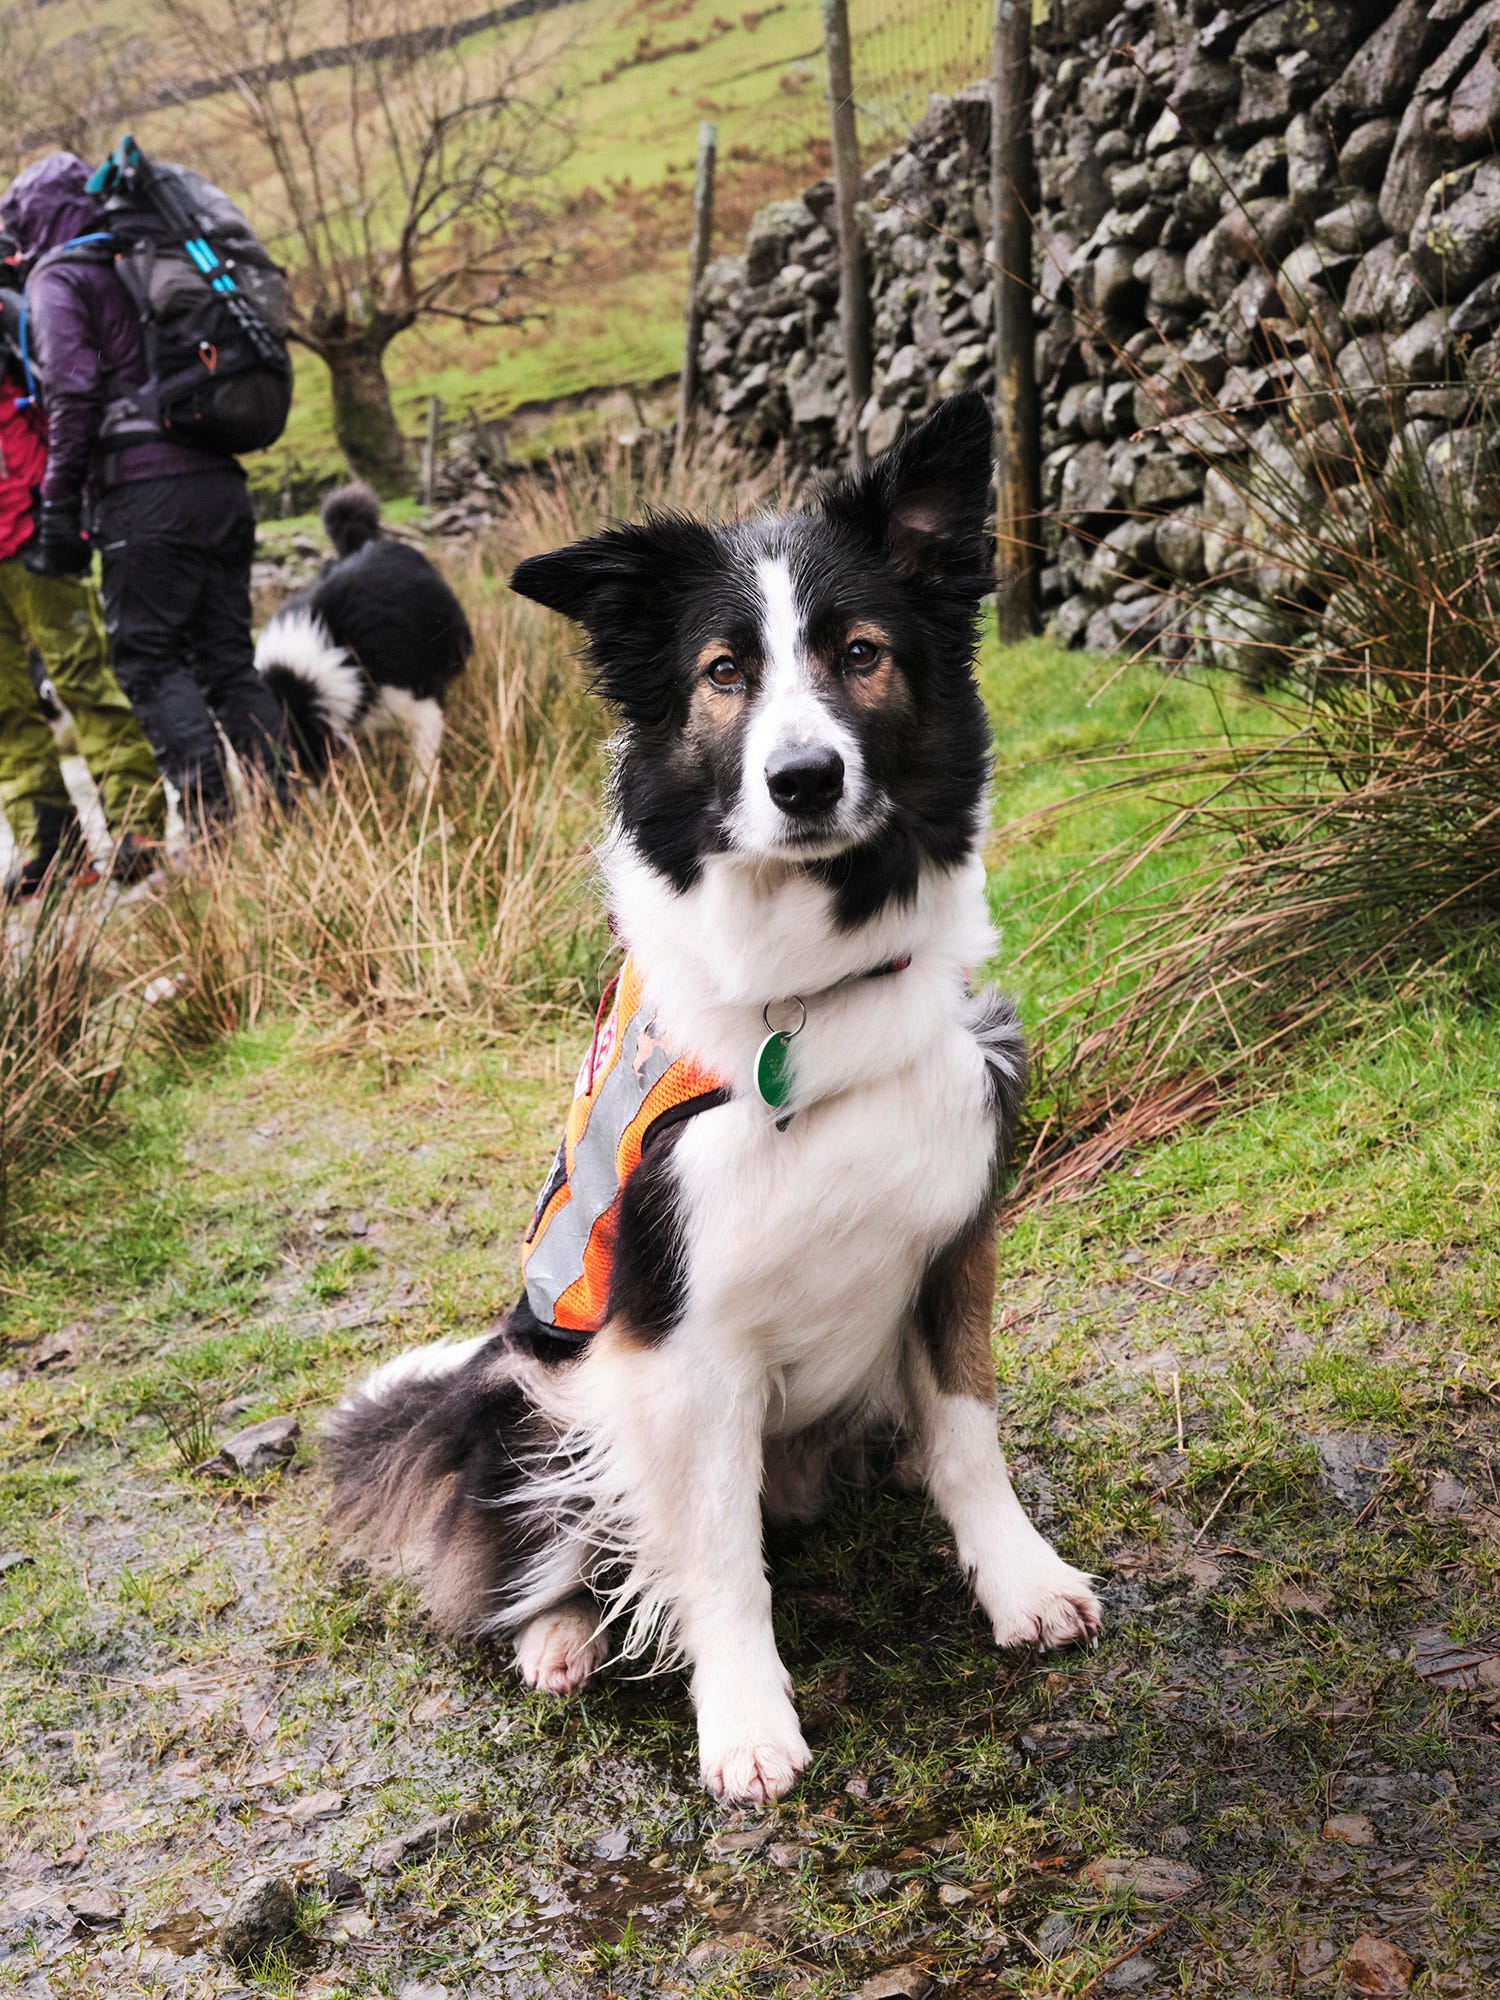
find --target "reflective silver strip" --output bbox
[523,1002,677,1327]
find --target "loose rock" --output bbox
[201,1416,300,1477]
[217,1876,299,1965]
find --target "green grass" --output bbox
[1,633,1497,1995]
[78,0,989,494]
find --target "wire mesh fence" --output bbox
[848,0,991,148]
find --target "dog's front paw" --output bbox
[514,1597,609,1694]
[986,1551,1102,1652]
[697,1697,810,1804]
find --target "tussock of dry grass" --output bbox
[135,436,790,1055]
[1024,366,1500,1175]
[0,884,135,1236]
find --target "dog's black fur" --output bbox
[510,392,995,927]
[255,482,473,777]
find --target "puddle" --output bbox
[144,1909,218,1955]
[527,1855,693,1945]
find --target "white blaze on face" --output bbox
[728,551,866,855]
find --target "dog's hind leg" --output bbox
[324,1333,580,1642]
[375,686,444,784]
[908,1214,1102,1651]
[514,1594,609,1694]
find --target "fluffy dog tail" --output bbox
[254,607,366,778]
[321,481,383,558]
[323,1331,563,1638]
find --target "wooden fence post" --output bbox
[421,394,442,507]
[675,120,718,469]
[992,0,1040,639]
[821,0,872,474]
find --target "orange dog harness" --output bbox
[522,956,728,1338]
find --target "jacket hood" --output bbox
[0,154,103,260]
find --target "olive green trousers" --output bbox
[0,556,164,861]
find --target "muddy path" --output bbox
[2,1029,1498,1997]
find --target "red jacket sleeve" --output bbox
[29,265,103,505]
[0,389,48,564]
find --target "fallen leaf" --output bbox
[1273,1582,1331,1616]
[32,1328,80,1372]
[67,1887,122,1929]
[1342,1933,1414,1994]
[1083,1856,1204,1899]
[857,1969,932,2000]
[239,1694,280,1743]
[1409,1627,1500,1689]
[282,1790,344,1824]
[242,1763,296,1788]
[686,1933,765,1966]
[369,1807,490,1876]
[1428,1472,1471,1517]
[1322,1813,1376,1846]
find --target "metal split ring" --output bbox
[762,995,807,1039]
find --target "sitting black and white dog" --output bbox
[254,483,472,782]
[324,393,1100,1804]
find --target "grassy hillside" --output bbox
[26,0,985,493]
[2,618,1496,1996]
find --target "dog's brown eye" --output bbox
[705,656,744,691]
[845,638,882,674]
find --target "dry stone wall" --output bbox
[694,0,1500,651]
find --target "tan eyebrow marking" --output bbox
[694,640,737,675]
[829,621,901,708]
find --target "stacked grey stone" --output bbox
[695,0,1500,654]
[695,86,998,467]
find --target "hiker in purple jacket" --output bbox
[0,153,288,825]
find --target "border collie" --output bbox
[254,483,472,782]
[324,393,1101,1804]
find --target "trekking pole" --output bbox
[91,137,284,364]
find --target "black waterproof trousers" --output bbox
[96,465,288,823]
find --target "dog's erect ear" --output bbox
[510,514,721,723]
[823,390,994,589]
[509,514,718,631]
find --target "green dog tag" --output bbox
[755,1030,795,1110]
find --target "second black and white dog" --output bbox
[324,393,1101,1804]
[255,483,472,782]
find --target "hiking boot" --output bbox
[1,802,100,904]
[110,832,164,886]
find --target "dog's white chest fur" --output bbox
[607,835,999,1431]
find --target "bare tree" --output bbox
[155,0,571,491]
[0,3,149,183]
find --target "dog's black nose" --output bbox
[766,746,844,817]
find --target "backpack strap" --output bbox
[29,231,116,279]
